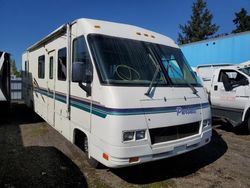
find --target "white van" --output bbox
[22,18,212,168]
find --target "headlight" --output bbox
[202,119,211,128]
[136,130,146,140]
[123,130,146,142]
[123,131,135,141]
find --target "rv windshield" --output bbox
[88,34,200,86]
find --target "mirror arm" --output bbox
[78,82,91,97]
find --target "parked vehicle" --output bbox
[0,51,11,108]
[196,64,233,93]
[22,18,212,168]
[205,61,250,131]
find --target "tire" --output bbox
[83,137,100,168]
[247,116,250,133]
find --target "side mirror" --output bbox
[72,61,93,83]
[72,61,93,96]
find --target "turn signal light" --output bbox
[103,153,109,161]
[129,157,139,163]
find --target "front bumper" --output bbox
[92,128,212,168]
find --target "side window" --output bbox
[49,56,53,79]
[38,55,45,79]
[58,48,67,81]
[72,36,91,65]
[218,70,248,91]
[218,70,245,83]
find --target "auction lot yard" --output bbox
[0,104,249,188]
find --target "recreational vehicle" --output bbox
[22,18,212,168]
[0,51,10,108]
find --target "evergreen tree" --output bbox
[178,0,219,44]
[232,8,250,33]
[10,59,21,77]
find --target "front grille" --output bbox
[149,122,200,144]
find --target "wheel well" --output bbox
[74,129,87,152]
[243,108,250,122]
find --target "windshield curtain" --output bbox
[88,34,200,86]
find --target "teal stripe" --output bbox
[34,88,107,118]
[33,88,210,119]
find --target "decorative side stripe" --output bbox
[33,87,210,118]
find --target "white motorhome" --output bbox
[0,51,11,106]
[22,18,212,168]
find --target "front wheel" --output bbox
[247,116,250,133]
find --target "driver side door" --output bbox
[215,70,249,109]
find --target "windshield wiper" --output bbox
[168,62,198,94]
[145,63,161,96]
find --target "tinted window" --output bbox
[58,48,67,81]
[218,70,245,82]
[49,56,53,79]
[88,34,166,85]
[73,36,91,63]
[88,34,199,86]
[38,55,45,79]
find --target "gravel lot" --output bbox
[0,104,249,188]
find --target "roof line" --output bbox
[180,30,250,47]
[27,24,68,52]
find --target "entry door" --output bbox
[47,51,56,126]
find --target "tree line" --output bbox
[10,0,250,77]
[178,0,250,44]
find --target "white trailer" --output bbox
[0,51,11,106]
[22,18,212,168]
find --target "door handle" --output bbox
[214,85,218,91]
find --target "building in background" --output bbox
[180,31,250,67]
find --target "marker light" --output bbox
[94,25,101,29]
[129,157,139,163]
